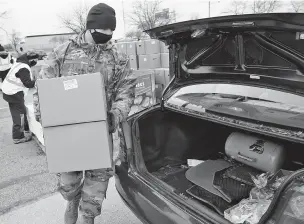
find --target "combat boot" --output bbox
[64,193,81,224]
[79,215,94,224]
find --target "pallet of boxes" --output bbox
[115,39,170,116]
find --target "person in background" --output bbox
[33,3,136,224]
[2,52,39,144]
[0,44,14,89]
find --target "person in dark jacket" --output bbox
[2,52,39,144]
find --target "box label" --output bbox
[63,79,78,90]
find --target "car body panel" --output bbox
[115,165,206,224]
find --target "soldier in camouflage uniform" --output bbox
[33,3,136,224]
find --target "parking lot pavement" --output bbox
[0,178,141,224]
[0,92,8,109]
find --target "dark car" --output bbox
[114,13,304,224]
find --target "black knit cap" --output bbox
[86,3,116,31]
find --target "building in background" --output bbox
[19,32,76,53]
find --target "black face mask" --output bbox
[0,53,8,59]
[29,60,37,67]
[90,30,112,44]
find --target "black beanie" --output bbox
[86,3,116,31]
[0,45,4,52]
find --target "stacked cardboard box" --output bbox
[36,73,112,173]
[115,39,170,115]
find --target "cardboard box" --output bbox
[154,69,166,86]
[145,39,161,54]
[117,42,127,54]
[160,53,169,68]
[36,73,112,173]
[138,54,161,70]
[136,41,146,55]
[164,68,171,85]
[44,121,111,173]
[37,73,107,127]
[160,42,169,53]
[128,71,156,116]
[129,55,138,70]
[126,42,137,55]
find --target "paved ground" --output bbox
[0,92,8,109]
[0,97,141,224]
[0,179,140,224]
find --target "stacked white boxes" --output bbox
[116,38,170,113]
[36,73,112,173]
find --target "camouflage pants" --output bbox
[58,134,118,218]
[58,168,114,218]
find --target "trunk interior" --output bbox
[137,109,304,219]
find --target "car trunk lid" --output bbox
[146,13,304,98]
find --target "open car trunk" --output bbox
[136,108,304,222]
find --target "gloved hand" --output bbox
[108,111,118,133]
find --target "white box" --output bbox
[138,54,161,70]
[117,42,127,54]
[154,69,166,85]
[44,121,111,173]
[144,39,161,54]
[129,55,138,70]
[126,42,137,55]
[160,42,169,53]
[136,41,146,55]
[164,68,171,86]
[36,73,112,173]
[160,53,169,68]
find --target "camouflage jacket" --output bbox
[33,34,136,126]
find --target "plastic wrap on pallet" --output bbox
[224,171,291,224]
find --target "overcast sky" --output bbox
[0,0,294,44]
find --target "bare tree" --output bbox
[59,4,89,34]
[291,0,304,12]
[223,0,248,15]
[128,0,174,31]
[0,10,8,34]
[9,30,22,52]
[251,0,280,13]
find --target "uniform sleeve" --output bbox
[110,58,137,123]
[15,68,35,88]
[33,41,70,123]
